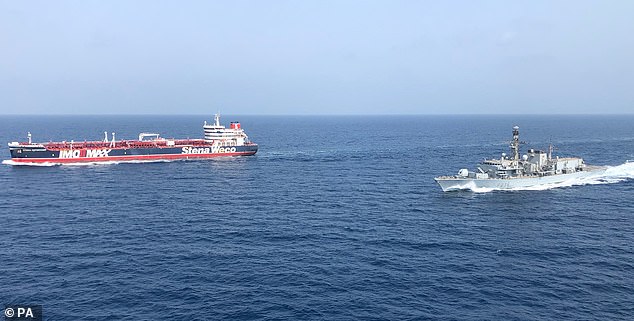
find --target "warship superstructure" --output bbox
[435,126,605,191]
[6,114,258,165]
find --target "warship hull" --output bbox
[435,166,606,192]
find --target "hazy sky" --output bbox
[1,0,633,115]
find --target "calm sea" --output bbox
[1,115,633,320]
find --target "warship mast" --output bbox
[510,126,520,167]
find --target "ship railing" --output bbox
[434,175,462,179]
[10,142,45,148]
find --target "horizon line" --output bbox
[1,112,634,116]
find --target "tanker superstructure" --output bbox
[434,126,605,191]
[6,114,258,165]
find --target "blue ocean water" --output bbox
[1,115,633,320]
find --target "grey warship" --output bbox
[435,126,605,191]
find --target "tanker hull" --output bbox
[8,144,258,165]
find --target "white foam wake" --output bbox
[2,159,60,167]
[467,162,634,193]
[444,180,495,193]
[1,158,181,167]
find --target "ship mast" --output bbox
[548,143,554,161]
[510,126,520,167]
